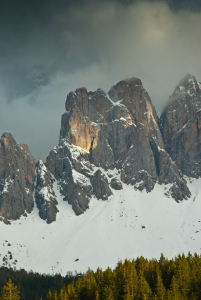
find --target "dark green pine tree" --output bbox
[146,259,160,293]
[175,254,191,299]
[123,261,138,300]
[103,267,116,300]
[137,270,152,300]
[103,286,115,300]
[167,275,182,300]
[52,289,58,300]
[59,284,69,300]
[135,256,149,276]
[46,289,53,300]
[155,272,166,300]
[151,294,159,300]
[1,278,20,300]
[67,283,77,300]
[159,253,171,290]
[115,260,127,299]
[189,253,201,299]
[95,267,104,299]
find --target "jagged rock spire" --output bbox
[160,74,201,178]
[0,132,36,222]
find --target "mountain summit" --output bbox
[0,74,201,274]
[1,75,201,223]
[160,73,201,178]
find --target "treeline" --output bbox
[44,252,201,299]
[0,267,78,300]
[1,252,201,299]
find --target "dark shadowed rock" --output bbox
[35,159,58,224]
[121,125,157,192]
[160,74,201,178]
[46,139,93,215]
[0,132,36,221]
[150,138,191,201]
[90,169,112,200]
[110,177,123,190]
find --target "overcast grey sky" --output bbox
[0,0,201,160]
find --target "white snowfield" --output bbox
[0,175,201,276]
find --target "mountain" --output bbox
[0,74,201,274]
[160,73,201,178]
[0,132,36,223]
[46,76,190,218]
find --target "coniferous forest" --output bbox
[0,252,201,300]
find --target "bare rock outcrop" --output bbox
[110,177,123,190]
[35,159,58,224]
[46,139,93,215]
[0,132,36,221]
[46,76,190,215]
[90,169,112,200]
[1,74,197,223]
[160,74,201,178]
[150,138,191,201]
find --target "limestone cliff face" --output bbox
[0,132,36,222]
[160,74,201,178]
[46,140,93,215]
[35,159,58,224]
[1,75,197,222]
[46,76,190,214]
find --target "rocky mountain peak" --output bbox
[170,73,201,103]
[45,76,191,218]
[108,77,142,103]
[2,74,200,224]
[160,74,201,178]
[0,132,16,149]
[0,132,36,223]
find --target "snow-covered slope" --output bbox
[0,173,200,275]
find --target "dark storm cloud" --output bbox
[0,0,201,160]
[0,0,201,100]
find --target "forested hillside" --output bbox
[1,252,201,299]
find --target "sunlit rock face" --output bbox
[0,132,36,222]
[1,75,197,223]
[160,74,201,178]
[46,76,191,215]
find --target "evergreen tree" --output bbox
[146,259,160,293]
[167,275,181,300]
[1,278,20,300]
[95,268,104,299]
[123,261,138,299]
[95,290,100,300]
[103,267,116,299]
[46,289,53,300]
[75,269,97,300]
[67,283,77,300]
[137,270,152,300]
[103,286,115,300]
[189,253,201,299]
[175,254,190,299]
[135,256,149,276]
[155,273,166,300]
[59,284,69,300]
[52,289,58,300]
[159,254,171,290]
